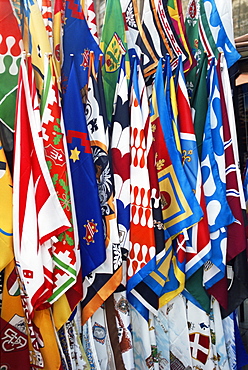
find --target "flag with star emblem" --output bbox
[62,58,106,281]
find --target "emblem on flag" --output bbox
[189,332,210,364]
[81,48,90,69]
[105,32,126,73]
[83,220,98,244]
[92,322,106,344]
[187,0,199,26]
[45,144,66,166]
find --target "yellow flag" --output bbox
[0,142,13,271]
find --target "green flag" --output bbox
[185,0,218,89]
[100,0,129,123]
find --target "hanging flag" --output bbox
[100,0,129,122]
[203,0,240,68]
[176,58,211,279]
[0,0,23,132]
[40,55,80,305]
[167,295,193,369]
[158,59,203,239]
[201,60,235,291]
[186,299,216,370]
[62,0,102,93]
[0,261,31,369]
[53,0,64,80]
[185,0,218,90]
[166,0,194,72]
[23,0,52,95]
[84,0,99,44]
[127,59,156,305]
[13,55,71,316]
[0,142,13,271]
[40,0,53,48]
[62,58,105,280]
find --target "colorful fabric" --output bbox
[0,0,23,131]
[62,0,102,93]
[100,0,129,122]
[13,55,70,315]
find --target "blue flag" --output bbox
[62,0,102,93]
[62,59,105,278]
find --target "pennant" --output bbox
[0,0,23,132]
[13,55,70,316]
[100,0,129,122]
[62,0,102,93]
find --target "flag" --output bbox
[166,0,194,72]
[0,142,13,271]
[185,0,218,90]
[23,0,52,95]
[13,55,71,316]
[158,58,203,239]
[62,59,105,280]
[202,0,240,68]
[111,56,130,287]
[40,0,53,48]
[0,261,31,369]
[176,58,211,278]
[127,60,156,308]
[84,0,99,44]
[81,58,123,322]
[40,55,81,306]
[187,299,216,369]
[167,295,193,369]
[201,60,235,291]
[53,0,64,80]
[63,60,122,325]
[130,304,155,369]
[62,0,102,93]
[100,0,129,122]
[0,0,23,132]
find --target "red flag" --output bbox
[13,55,70,317]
